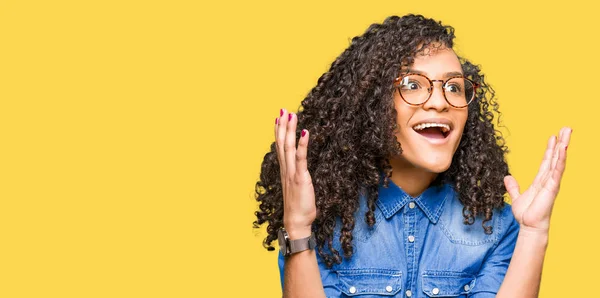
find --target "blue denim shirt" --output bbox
[278,179,519,297]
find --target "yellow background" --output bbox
[0,1,597,297]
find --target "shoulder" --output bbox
[438,185,519,246]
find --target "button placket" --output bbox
[404,198,418,298]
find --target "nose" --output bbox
[422,81,449,112]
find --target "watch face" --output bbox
[278,229,287,254]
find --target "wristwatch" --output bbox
[278,227,317,257]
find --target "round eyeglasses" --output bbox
[393,73,479,108]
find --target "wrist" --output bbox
[284,217,313,239]
[518,226,550,247]
[284,226,313,240]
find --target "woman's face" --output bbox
[392,46,469,173]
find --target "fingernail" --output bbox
[288,113,293,121]
[301,129,306,137]
[275,117,278,125]
[565,145,568,151]
[280,109,284,117]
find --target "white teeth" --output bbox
[413,123,450,133]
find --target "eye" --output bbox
[445,83,463,93]
[401,80,422,90]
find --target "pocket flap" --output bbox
[336,269,402,296]
[421,271,475,297]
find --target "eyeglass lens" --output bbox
[398,74,474,107]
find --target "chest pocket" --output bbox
[335,269,402,296]
[421,271,475,297]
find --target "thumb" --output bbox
[504,175,521,202]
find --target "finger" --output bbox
[284,112,298,176]
[276,108,288,180]
[532,135,556,187]
[543,127,571,186]
[274,116,279,140]
[504,175,521,202]
[531,128,572,214]
[549,128,567,173]
[557,127,572,149]
[296,129,310,177]
[537,155,566,210]
[550,127,571,187]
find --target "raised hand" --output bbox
[275,109,316,239]
[504,127,572,233]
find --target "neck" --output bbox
[388,157,438,197]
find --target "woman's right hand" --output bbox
[275,108,316,239]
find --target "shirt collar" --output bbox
[375,176,452,224]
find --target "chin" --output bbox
[419,157,453,174]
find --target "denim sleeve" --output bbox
[277,250,285,291]
[468,205,520,298]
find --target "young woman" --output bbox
[254,14,571,297]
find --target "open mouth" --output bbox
[412,123,451,139]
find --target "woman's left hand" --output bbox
[504,127,572,234]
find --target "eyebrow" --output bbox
[402,68,464,78]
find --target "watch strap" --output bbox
[288,233,316,254]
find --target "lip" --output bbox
[411,117,454,145]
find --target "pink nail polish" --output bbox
[301,130,306,137]
[275,117,278,124]
[280,109,284,117]
[288,113,293,121]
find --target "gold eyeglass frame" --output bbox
[393,73,480,108]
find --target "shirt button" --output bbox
[408,202,416,209]
[432,287,440,295]
[405,290,412,297]
[408,235,415,242]
[464,284,470,291]
[385,286,393,292]
[349,286,357,294]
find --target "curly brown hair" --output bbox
[253,14,509,268]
